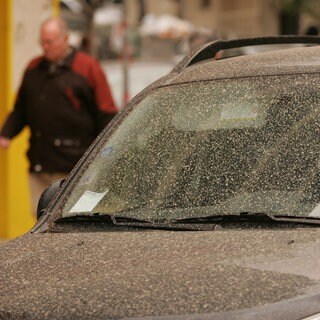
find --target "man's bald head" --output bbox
[40,17,70,62]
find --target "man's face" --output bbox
[40,24,68,62]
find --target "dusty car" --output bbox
[2,36,320,320]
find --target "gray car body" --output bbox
[1,228,320,319]
[1,42,320,319]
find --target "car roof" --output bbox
[162,36,320,86]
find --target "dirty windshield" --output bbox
[60,74,320,221]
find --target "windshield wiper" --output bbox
[174,211,320,226]
[55,210,320,232]
[56,213,216,231]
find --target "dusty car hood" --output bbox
[1,228,320,319]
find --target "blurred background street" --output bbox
[60,0,320,107]
[1,0,320,240]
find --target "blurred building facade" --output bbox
[127,0,279,38]
[86,0,320,60]
[126,0,319,37]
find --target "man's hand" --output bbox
[0,136,10,149]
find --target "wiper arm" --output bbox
[174,212,274,223]
[107,214,216,231]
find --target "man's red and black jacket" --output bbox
[0,48,118,173]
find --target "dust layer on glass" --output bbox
[59,74,320,221]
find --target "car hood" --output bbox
[1,228,320,319]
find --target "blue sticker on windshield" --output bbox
[78,172,96,185]
[100,146,114,157]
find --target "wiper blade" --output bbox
[56,213,216,231]
[268,214,320,225]
[174,211,320,226]
[56,213,151,224]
